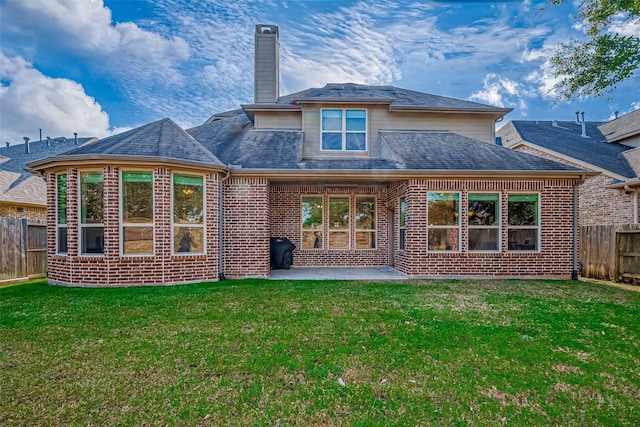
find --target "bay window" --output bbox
[321,109,367,151]
[427,192,460,252]
[468,193,500,251]
[121,171,154,255]
[172,173,204,254]
[80,171,104,254]
[508,194,539,251]
[56,174,67,254]
[301,196,323,249]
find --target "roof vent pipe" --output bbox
[39,128,42,144]
[23,137,30,154]
[580,112,588,138]
[47,136,51,147]
[575,111,580,125]
[552,120,558,127]
[5,142,9,149]
[614,111,619,119]
[74,132,78,144]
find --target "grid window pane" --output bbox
[329,198,350,230]
[173,174,204,225]
[468,228,499,251]
[123,171,153,223]
[322,133,342,150]
[123,227,154,254]
[346,133,366,150]
[356,197,375,229]
[508,195,538,226]
[80,172,103,224]
[329,231,349,249]
[428,193,460,226]
[302,196,323,250]
[346,110,366,131]
[428,228,459,251]
[322,110,342,130]
[356,231,375,249]
[57,227,67,254]
[508,229,538,251]
[302,230,323,249]
[468,194,499,226]
[57,174,67,225]
[82,227,104,254]
[174,226,203,253]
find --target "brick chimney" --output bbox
[254,24,280,104]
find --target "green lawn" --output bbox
[1,279,639,426]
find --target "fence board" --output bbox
[580,225,616,281]
[0,217,47,282]
[616,225,640,284]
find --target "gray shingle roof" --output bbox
[187,111,579,173]
[380,131,580,171]
[43,118,224,167]
[505,120,636,178]
[250,83,510,112]
[598,109,640,143]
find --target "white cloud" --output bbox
[470,73,529,113]
[609,13,640,37]
[0,53,113,142]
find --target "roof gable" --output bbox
[598,109,640,144]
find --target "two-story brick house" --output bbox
[27,25,591,287]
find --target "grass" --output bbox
[1,278,639,426]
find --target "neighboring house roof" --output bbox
[598,109,640,144]
[243,83,512,114]
[501,120,637,179]
[27,118,226,170]
[0,136,95,207]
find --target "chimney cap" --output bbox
[256,24,278,35]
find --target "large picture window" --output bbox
[508,194,539,251]
[121,171,154,255]
[468,193,500,251]
[301,196,323,249]
[355,196,376,249]
[399,197,406,250]
[427,192,460,252]
[172,173,204,254]
[56,174,67,254]
[80,171,104,254]
[321,109,367,151]
[329,196,350,249]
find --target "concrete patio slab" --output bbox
[268,266,408,281]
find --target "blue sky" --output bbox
[1,0,638,143]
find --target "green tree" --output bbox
[549,0,640,100]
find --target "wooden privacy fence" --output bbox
[580,224,640,283]
[0,217,47,283]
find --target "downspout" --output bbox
[572,175,585,280]
[218,167,231,280]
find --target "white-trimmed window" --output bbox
[468,193,500,251]
[328,196,350,249]
[427,192,460,252]
[508,194,540,251]
[355,196,376,249]
[399,197,406,250]
[79,171,104,255]
[121,170,154,255]
[172,173,204,254]
[56,173,68,255]
[301,196,323,249]
[321,109,367,151]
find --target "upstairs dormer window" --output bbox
[321,109,367,151]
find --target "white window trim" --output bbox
[119,169,155,257]
[78,170,104,257]
[507,192,541,253]
[328,195,351,250]
[300,194,324,250]
[355,195,377,250]
[467,192,501,253]
[399,197,406,251]
[170,171,206,256]
[55,172,67,256]
[320,108,368,152]
[427,192,462,253]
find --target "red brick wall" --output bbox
[397,178,577,277]
[222,177,270,278]
[47,166,221,287]
[270,184,390,267]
